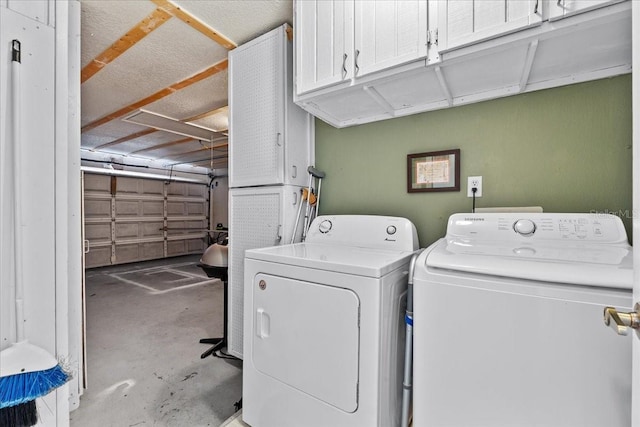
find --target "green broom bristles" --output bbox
[0,364,69,408]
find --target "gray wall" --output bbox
[315,75,632,246]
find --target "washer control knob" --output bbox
[318,220,332,234]
[386,225,397,235]
[513,219,536,236]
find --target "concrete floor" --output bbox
[70,255,242,427]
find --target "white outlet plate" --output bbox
[467,176,482,197]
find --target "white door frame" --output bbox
[631,1,639,425]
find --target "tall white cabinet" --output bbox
[228,24,314,359]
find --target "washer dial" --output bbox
[318,220,332,234]
[513,219,536,236]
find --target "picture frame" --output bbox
[407,149,460,193]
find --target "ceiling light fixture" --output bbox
[123,109,223,141]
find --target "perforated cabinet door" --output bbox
[229,27,285,187]
[228,186,303,358]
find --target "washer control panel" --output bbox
[446,213,628,243]
[305,215,419,251]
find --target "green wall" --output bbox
[315,75,632,247]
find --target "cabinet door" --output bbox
[229,27,285,187]
[354,0,428,77]
[295,0,354,95]
[437,0,542,52]
[227,186,303,358]
[548,0,626,20]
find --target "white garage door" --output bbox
[83,173,208,268]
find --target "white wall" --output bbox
[0,1,81,425]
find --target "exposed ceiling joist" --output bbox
[81,58,228,133]
[151,0,237,49]
[81,7,171,83]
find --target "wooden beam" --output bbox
[81,8,171,83]
[81,58,228,133]
[151,0,236,49]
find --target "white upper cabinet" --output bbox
[295,0,354,95]
[548,0,625,20]
[295,0,429,96]
[293,0,630,128]
[437,0,542,51]
[354,0,428,77]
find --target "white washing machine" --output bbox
[242,215,419,427]
[413,213,633,427]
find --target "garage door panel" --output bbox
[84,174,208,267]
[142,179,164,195]
[115,223,139,239]
[187,238,205,252]
[166,220,206,235]
[188,184,207,198]
[187,202,205,215]
[115,243,138,264]
[142,200,164,216]
[115,200,140,216]
[85,245,112,268]
[85,222,111,240]
[116,177,140,194]
[141,242,164,259]
[167,202,186,215]
[84,174,111,192]
[84,199,111,218]
[116,177,164,195]
[143,222,164,237]
[167,240,186,256]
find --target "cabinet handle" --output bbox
[276,132,282,146]
[557,0,564,7]
[534,0,539,14]
[342,53,348,79]
[355,49,360,76]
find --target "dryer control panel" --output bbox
[446,213,628,244]
[306,215,419,252]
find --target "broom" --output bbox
[0,39,70,426]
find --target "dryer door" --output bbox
[252,273,360,412]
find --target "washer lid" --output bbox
[426,237,633,289]
[245,243,415,278]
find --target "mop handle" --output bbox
[11,39,25,342]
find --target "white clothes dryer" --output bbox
[413,213,633,427]
[242,215,419,427]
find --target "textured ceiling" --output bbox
[80,0,293,173]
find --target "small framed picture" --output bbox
[407,149,460,193]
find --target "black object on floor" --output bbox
[198,280,228,359]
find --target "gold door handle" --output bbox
[603,304,640,336]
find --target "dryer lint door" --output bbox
[252,273,360,412]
